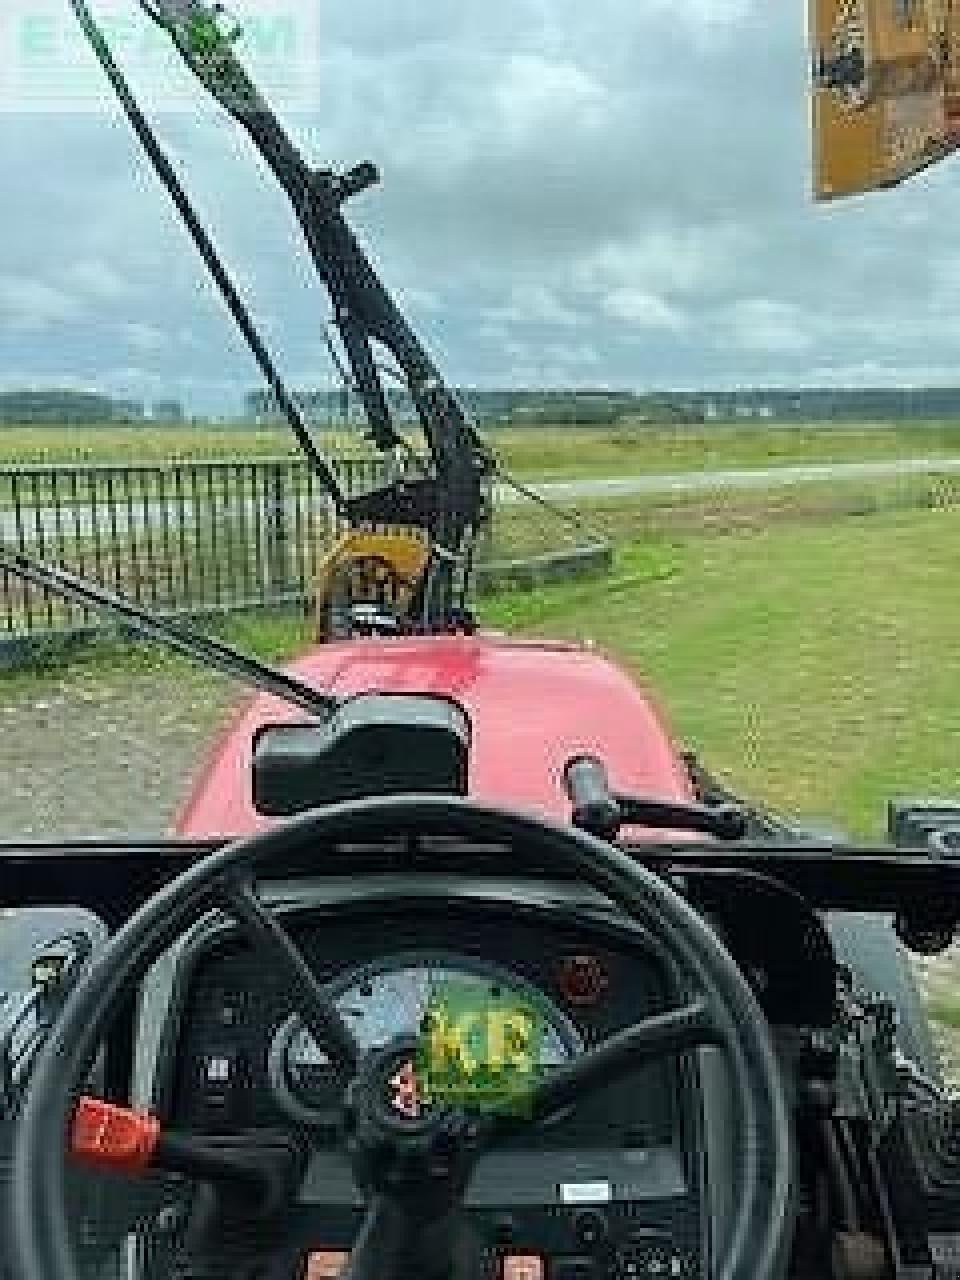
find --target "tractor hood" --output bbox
[175,633,694,838]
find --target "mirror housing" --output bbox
[252,694,471,817]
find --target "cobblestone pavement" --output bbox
[0,664,238,839]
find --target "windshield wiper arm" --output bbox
[0,550,336,720]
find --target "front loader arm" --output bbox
[138,1,494,547]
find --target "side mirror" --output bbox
[252,694,471,817]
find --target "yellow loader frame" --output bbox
[314,529,432,640]
[811,0,960,199]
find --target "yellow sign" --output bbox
[810,0,960,199]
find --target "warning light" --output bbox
[557,955,609,1007]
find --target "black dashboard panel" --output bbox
[161,898,680,1150]
[147,887,708,1276]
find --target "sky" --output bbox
[2,0,960,413]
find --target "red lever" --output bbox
[69,1097,161,1174]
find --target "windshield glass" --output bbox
[2,0,960,1105]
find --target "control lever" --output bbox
[563,755,747,842]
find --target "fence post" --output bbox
[477,474,496,575]
[268,462,290,596]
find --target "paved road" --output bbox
[497,455,960,503]
[3,456,960,545]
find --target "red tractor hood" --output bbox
[175,633,694,839]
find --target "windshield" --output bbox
[3,0,960,1118]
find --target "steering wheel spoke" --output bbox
[495,996,720,1132]
[218,875,360,1073]
[339,1196,409,1280]
[341,1196,488,1280]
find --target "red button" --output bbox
[502,1255,545,1280]
[69,1097,160,1175]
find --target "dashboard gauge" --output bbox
[267,952,582,1125]
[268,1013,345,1125]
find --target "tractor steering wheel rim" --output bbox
[11,796,794,1280]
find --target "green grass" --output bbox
[489,420,960,480]
[10,501,960,840]
[0,607,316,692]
[0,424,373,466]
[5,419,960,479]
[928,997,960,1031]
[6,448,960,841]
[8,466,953,640]
[484,505,960,838]
[487,468,960,559]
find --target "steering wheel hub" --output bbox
[344,1036,481,1209]
[362,1037,437,1130]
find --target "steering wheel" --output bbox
[11,797,794,1280]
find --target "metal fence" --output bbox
[0,455,403,640]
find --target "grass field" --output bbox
[5,420,960,478]
[5,416,960,842]
[4,465,955,635]
[490,420,960,480]
[485,505,960,839]
[487,467,960,558]
[11,498,958,841]
[0,425,373,466]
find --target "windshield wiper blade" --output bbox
[0,550,336,720]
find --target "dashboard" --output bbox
[0,845,939,1280]
[135,876,713,1278]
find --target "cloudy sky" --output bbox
[2,0,960,412]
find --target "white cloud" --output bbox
[499,284,584,330]
[1,1,959,407]
[124,321,167,354]
[603,288,686,332]
[0,274,79,331]
[492,55,608,147]
[67,259,128,303]
[720,299,815,355]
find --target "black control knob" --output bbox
[573,1209,608,1252]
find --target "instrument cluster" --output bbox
[145,891,706,1278]
[156,894,680,1155]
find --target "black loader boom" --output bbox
[69,0,496,629]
